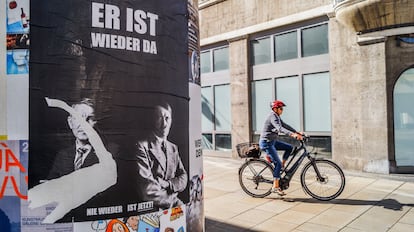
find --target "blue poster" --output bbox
[0,196,21,232]
[6,50,29,75]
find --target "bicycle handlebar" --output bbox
[296,134,311,149]
[297,133,310,142]
[297,134,319,155]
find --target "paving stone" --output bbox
[203,156,414,232]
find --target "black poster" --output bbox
[28,0,189,223]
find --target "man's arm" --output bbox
[135,141,177,209]
[280,118,303,140]
[281,119,297,133]
[271,114,294,136]
[168,146,188,193]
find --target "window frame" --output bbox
[250,21,329,67]
[251,71,331,137]
[301,23,329,58]
[200,45,230,74]
[251,36,273,66]
[201,84,232,151]
[274,29,299,62]
[250,21,331,138]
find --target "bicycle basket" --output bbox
[236,142,261,158]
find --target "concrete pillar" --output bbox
[330,18,389,174]
[229,36,251,158]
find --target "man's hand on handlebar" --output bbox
[291,132,303,141]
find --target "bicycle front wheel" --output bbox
[239,159,274,198]
[300,159,345,201]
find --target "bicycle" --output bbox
[236,136,345,201]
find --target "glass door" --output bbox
[394,68,414,170]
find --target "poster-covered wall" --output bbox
[1,0,203,231]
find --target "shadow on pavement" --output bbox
[205,217,261,232]
[281,197,414,211]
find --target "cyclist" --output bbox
[259,100,303,196]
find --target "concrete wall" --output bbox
[229,37,250,158]
[199,0,331,39]
[330,18,389,174]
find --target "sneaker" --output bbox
[271,187,286,196]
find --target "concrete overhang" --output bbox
[334,0,414,35]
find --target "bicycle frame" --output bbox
[278,138,319,190]
[238,136,345,200]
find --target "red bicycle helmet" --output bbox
[271,100,286,109]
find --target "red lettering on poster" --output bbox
[0,176,27,200]
[0,142,28,200]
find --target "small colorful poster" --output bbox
[159,206,186,232]
[0,140,27,232]
[0,141,27,201]
[72,212,161,232]
[5,0,30,76]
[6,49,29,75]
[6,34,29,50]
[0,140,72,232]
[6,0,30,34]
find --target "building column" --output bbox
[330,18,389,174]
[229,36,251,158]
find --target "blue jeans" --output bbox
[259,139,293,179]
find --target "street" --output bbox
[204,156,414,232]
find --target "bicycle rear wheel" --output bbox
[300,159,345,201]
[238,159,274,198]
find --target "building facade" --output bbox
[199,0,414,174]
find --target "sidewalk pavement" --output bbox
[203,156,414,232]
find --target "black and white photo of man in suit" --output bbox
[135,102,188,210]
[28,97,117,223]
[47,98,99,179]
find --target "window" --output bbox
[303,72,331,131]
[201,84,232,151]
[251,72,331,133]
[251,37,271,65]
[202,134,213,150]
[200,51,211,73]
[251,21,330,154]
[252,79,273,132]
[214,84,231,131]
[251,22,328,67]
[275,31,298,61]
[200,46,229,73]
[215,134,231,151]
[301,24,329,57]
[213,46,229,71]
[201,87,213,131]
[201,44,230,152]
[394,68,414,167]
[276,76,300,130]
